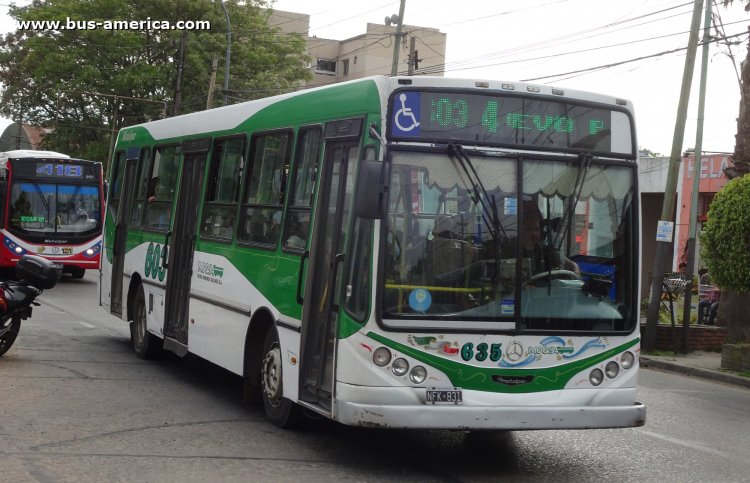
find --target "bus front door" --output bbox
[163,144,208,356]
[110,152,139,317]
[299,138,360,412]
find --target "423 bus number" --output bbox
[461,342,502,362]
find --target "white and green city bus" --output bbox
[101,76,646,429]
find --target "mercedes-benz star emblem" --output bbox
[505,342,524,362]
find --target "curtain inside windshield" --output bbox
[381,151,635,332]
[9,182,101,236]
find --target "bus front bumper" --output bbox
[336,401,646,430]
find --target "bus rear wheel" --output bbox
[261,328,302,428]
[130,288,162,359]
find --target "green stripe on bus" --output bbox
[367,331,639,393]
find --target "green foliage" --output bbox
[700,175,750,292]
[0,0,311,163]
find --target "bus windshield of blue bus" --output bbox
[380,150,637,332]
[8,182,101,236]
[388,90,634,157]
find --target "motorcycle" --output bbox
[0,255,62,357]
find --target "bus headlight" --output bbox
[86,248,95,256]
[409,366,427,384]
[589,368,604,386]
[392,358,409,376]
[373,347,391,367]
[621,351,635,370]
[605,361,620,379]
[15,247,23,254]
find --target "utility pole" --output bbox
[680,0,713,351]
[217,0,231,105]
[644,0,705,351]
[407,36,420,75]
[207,55,218,109]
[173,30,188,116]
[390,0,406,76]
[106,101,119,174]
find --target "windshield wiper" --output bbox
[31,183,51,213]
[447,143,505,243]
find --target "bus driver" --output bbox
[513,202,580,278]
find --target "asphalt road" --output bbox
[1,270,749,482]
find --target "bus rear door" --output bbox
[110,148,139,316]
[162,139,209,356]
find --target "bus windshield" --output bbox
[8,181,101,237]
[381,149,636,332]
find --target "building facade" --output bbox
[638,152,734,300]
[270,10,447,87]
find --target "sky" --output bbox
[1,0,748,156]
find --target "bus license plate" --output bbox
[425,388,462,404]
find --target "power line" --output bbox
[520,31,748,82]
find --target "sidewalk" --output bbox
[640,351,750,389]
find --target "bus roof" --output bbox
[0,149,71,164]
[117,75,634,144]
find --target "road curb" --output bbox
[640,356,750,390]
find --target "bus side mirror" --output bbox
[355,160,386,219]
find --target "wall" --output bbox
[639,324,727,352]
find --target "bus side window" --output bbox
[200,136,245,241]
[238,131,291,247]
[108,151,126,218]
[129,148,151,227]
[283,126,321,252]
[144,145,179,231]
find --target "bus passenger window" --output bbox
[238,132,291,247]
[108,151,126,218]
[144,146,178,231]
[201,137,245,241]
[129,149,151,227]
[240,206,281,244]
[283,126,321,251]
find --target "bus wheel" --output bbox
[130,288,162,359]
[261,328,302,428]
[70,267,85,279]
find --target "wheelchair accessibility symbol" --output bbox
[391,92,421,136]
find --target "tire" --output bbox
[261,328,303,428]
[70,267,85,279]
[130,288,162,359]
[0,315,21,357]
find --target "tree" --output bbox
[722,0,750,178]
[0,0,311,163]
[704,1,750,343]
[700,176,750,341]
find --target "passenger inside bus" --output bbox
[147,177,159,202]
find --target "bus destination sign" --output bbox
[389,90,633,155]
[35,163,84,178]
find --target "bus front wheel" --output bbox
[130,288,162,359]
[261,328,302,428]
